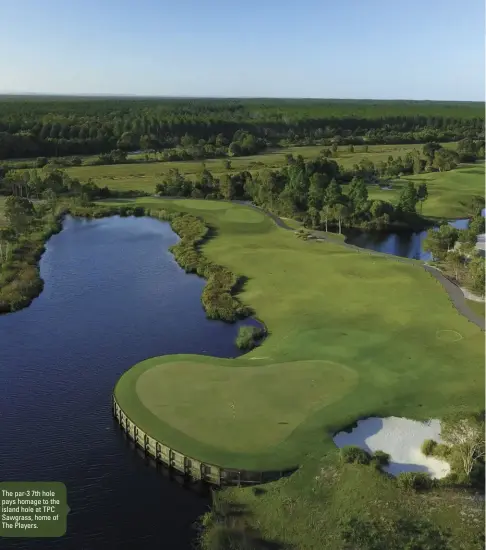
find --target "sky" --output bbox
[0,0,484,100]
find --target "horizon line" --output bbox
[0,92,483,103]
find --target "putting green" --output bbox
[135,360,358,453]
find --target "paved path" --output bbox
[144,196,486,330]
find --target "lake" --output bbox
[0,215,260,549]
[343,219,470,260]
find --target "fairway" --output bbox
[134,359,358,453]
[64,142,457,193]
[222,207,265,223]
[367,163,485,218]
[114,198,484,471]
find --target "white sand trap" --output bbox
[333,416,451,479]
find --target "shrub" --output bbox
[235,326,265,350]
[396,472,434,491]
[432,443,452,460]
[36,156,48,168]
[438,471,471,487]
[372,450,390,468]
[340,446,371,465]
[421,439,437,456]
[470,461,485,489]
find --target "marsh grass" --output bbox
[235,325,266,350]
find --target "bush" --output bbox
[340,446,371,465]
[470,461,485,489]
[432,443,452,460]
[438,471,471,487]
[371,450,390,468]
[421,439,437,456]
[396,472,434,491]
[235,326,265,350]
[36,156,48,168]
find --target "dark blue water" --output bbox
[0,215,260,550]
[344,218,470,260]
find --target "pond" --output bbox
[0,215,260,550]
[342,219,469,260]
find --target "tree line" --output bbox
[423,196,485,295]
[0,97,483,160]
[154,147,450,232]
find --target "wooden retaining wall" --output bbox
[112,395,295,486]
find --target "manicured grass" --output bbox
[64,142,457,193]
[466,299,485,318]
[113,198,484,472]
[366,163,485,219]
[129,358,357,454]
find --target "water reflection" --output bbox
[344,219,469,260]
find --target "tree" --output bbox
[307,206,320,228]
[433,148,458,172]
[446,250,465,281]
[422,142,442,163]
[370,200,392,219]
[441,414,485,477]
[467,256,485,296]
[4,196,35,235]
[423,225,459,260]
[324,179,343,206]
[319,205,331,232]
[348,176,368,211]
[139,134,151,151]
[307,173,327,210]
[332,203,349,234]
[220,174,235,200]
[0,227,14,263]
[228,142,242,157]
[397,181,419,213]
[416,182,428,213]
[42,188,58,211]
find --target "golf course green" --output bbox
[113,198,484,472]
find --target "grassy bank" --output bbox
[466,299,485,318]
[0,213,62,313]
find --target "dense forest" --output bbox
[0,97,484,160]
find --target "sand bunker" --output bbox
[333,416,450,479]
